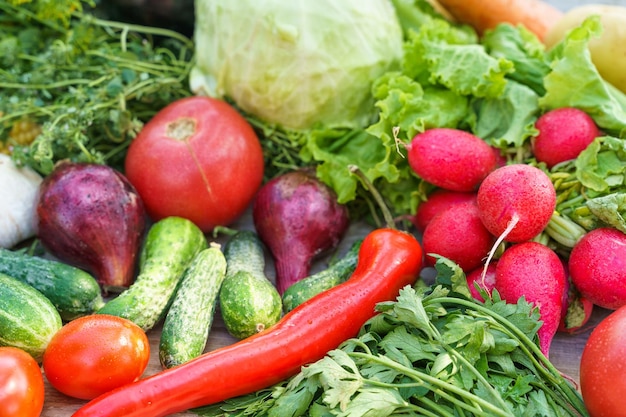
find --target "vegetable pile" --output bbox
[3,0,626,416]
[196,260,587,417]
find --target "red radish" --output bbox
[422,201,494,272]
[37,162,146,292]
[407,128,497,192]
[495,242,566,356]
[411,189,476,232]
[569,227,626,310]
[252,168,350,294]
[477,164,556,243]
[531,107,600,168]
[466,262,497,302]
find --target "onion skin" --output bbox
[37,162,146,292]
[252,168,350,294]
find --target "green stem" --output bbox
[545,211,587,248]
[351,352,514,417]
[82,13,194,50]
[424,297,589,416]
[348,164,395,229]
[444,346,511,411]
[414,396,456,417]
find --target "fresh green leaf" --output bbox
[539,16,626,137]
[481,23,550,96]
[586,193,626,233]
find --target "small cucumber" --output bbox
[0,248,105,321]
[159,244,227,368]
[282,239,362,312]
[219,230,282,339]
[97,216,207,331]
[0,272,63,361]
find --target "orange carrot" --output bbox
[435,0,564,41]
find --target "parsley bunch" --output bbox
[0,0,194,174]
[195,258,588,417]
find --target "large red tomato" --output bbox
[0,347,45,417]
[580,305,626,417]
[42,314,150,400]
[124,96,265,232]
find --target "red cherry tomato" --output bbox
[0,347,45,417]
[124,96,265,233]
[42,314,150,400]
[580,305,626,417]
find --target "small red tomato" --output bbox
[42,314,150,400]
[0,347,45,417]
[124,96,265,233]
[580,305,626,417]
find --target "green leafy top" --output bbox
[0,0,194,174]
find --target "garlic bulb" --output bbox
[0,154,43,248]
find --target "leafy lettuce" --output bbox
[253,2,626,225]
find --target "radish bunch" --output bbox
[410,128,557,272]
[406,109,624,355]
[408,126,575,356]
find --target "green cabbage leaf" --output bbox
[190,0,404,131]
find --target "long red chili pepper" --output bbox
[72,228,423,417]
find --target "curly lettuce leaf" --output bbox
[423,41,514,98]
[472,80,539,150]
[482,23,550,96]
[302,128,400,204]
[398,17,512,99]
[368,73,471,141]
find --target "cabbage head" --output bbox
[190,0,404,130]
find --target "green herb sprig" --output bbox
[0,0,194,174]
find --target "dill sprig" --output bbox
[0,0,194,174]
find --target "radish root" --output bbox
[480,213,520,292]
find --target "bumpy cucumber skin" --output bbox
[220,231,282,339]
[282,239,362,312]
[159,246,227,368]
[0,272,63,362]
[97,217,207,331]
[222,230,266,276]
[0,248,105,321]
[219,270,282,339]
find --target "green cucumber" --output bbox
[97,216,207,331]
[219,230,282,339]
[0,272,63,361]
[0,248,105,321]
[281,239,362,312]
[159,245,227,368]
